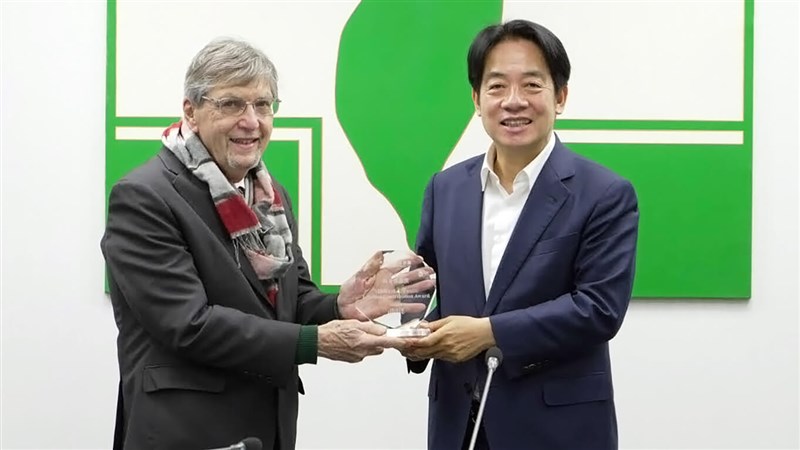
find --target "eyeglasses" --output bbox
[201,96,281,117]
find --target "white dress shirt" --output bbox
[234,178,251,204]
[480,132,556,299]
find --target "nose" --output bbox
[501,85,529,111]
[237,104,261,129]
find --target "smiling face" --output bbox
[473,38,568,158]
[183,79,274,182]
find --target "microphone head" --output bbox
[242,437,262,450]
[485,346,503,366]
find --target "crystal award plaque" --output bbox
[372,250,437,338]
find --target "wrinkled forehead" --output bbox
[482,39,551,80]
[207,77,273,99]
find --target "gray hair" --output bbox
[184,38,279,104]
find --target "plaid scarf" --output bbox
[162,121,293,306]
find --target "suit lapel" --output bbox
[160,149,272,307]
[482,142,573,316]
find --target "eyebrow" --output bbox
[216,95,274,102]
[485,70,547,80]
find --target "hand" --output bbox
[338,251,436,320]
[317,319,407,363]
[397,321,431,361]
[406,316,495,363]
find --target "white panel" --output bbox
[116,0,359,118]
[557,129,744,145]
[503,0,745,121]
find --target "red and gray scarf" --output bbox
[162,121,293,306]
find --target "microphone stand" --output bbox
[468,348,502,450]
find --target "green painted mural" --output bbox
[106,0,754,298]
[336,0,503,246]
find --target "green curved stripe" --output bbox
[336,0,502,246]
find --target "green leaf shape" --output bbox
[336,0,502,246]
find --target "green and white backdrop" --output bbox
[6,1,800,450]
[107,0,753,299]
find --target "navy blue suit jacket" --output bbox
[411,138,639,449]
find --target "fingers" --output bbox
[426,317,451,332]
[356,251,384,280]
[319,320,402,363]
[400,337,432,360]
[372,335,409,350]
[388,302,427,314]
[400,348,427,361]
[408,345,441,360]
[391,266,435,289]
[350,320,389,336]
[383,254,425,274]
[397,278,436,295]
[323,319,387,340]
[410,328,444,348]
[404,319,449,359]
[347,331,393,361]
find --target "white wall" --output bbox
[1,1,120,449]
[1,1,797,450]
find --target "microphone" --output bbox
[486,346,503,370]
[207,437,262,450]
[468,347,503,450]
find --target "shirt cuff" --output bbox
[333,295,342,320]
[295,325,318,365]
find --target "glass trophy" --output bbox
[373,250,437,338]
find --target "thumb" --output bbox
[361,251,384,275]
[415,320,431,330]
[426,317,451,332]
[353,321,388,336]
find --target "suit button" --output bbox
[463,383,472,395]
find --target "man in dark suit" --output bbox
[102,38,433,450]
[405,20,639,449]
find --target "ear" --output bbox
[183,99,200,132]
[554,85,568,115]
[471,89,481,116]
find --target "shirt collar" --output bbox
[480,131,557,192]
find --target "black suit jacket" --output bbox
[102,148,338,449]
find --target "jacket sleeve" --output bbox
[407,175,440,374]
[274,183,339,326]
[102,180,300,385]
[489,179,639,373]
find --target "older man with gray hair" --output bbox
[102,38,434,450]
